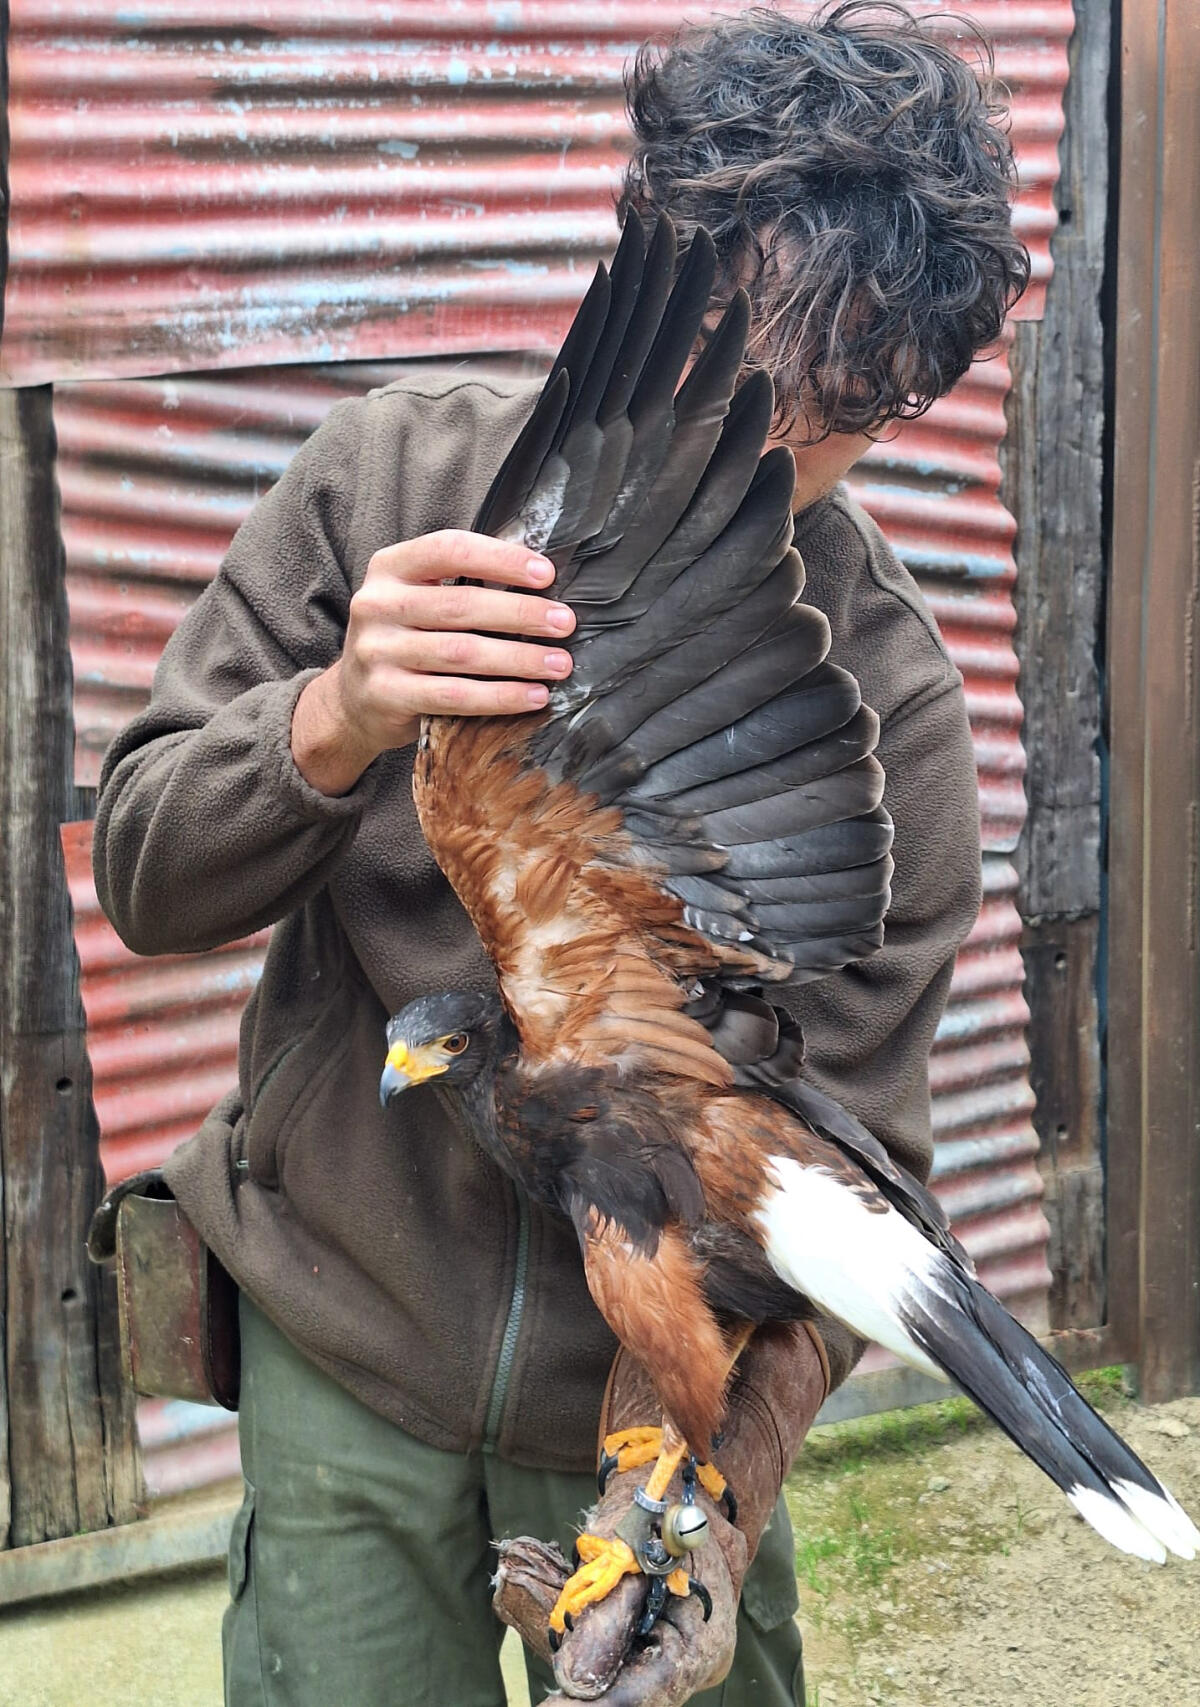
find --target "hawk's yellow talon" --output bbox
[666,1566,690,1597]
[600,1425,663,1474]
[549,1535,639,1633]
[697,1462,727,1502]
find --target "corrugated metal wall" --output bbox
[9,0,1073,1480]
[2,2,1059,386]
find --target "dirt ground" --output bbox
[1,1377,1196,1706]
[786,1375,1200,1706]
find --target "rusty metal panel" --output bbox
[54,343,1043,1324]
[2,1,1068,385]
[137,1399,240,1498]
[61,819,267,1178]
[931,858,1048,1325]
[41,3,1070,1460]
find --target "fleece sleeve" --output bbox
[93,397,376,956]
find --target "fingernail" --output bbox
[544,651,572,676]
[545,603,574,633]
[527,555,555,581]
[526,684,550,707]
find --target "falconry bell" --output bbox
[662,1502,710,1556]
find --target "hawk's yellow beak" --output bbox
[379,1040,449,1107]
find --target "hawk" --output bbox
[380,215,1197,1637]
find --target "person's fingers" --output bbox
[368,529,556,589]
[376,670,552,719]
[369,630,573,682]
[353,579,575,641]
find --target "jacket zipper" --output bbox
[433,1084,532,1457]
[482,1184,530,1454]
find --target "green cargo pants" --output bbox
[224,1298,805,1706]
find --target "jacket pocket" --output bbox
[244,974,350,1188]
[227,1479,256,1602]
[740,1497,801,1633]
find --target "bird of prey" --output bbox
[380,215,1198,1637]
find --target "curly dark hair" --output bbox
[619,2,1031,439]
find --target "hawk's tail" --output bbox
[757,1155,1199,1564]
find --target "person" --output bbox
[93,5,1028,1704]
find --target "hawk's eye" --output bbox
[441,1032,469,1056]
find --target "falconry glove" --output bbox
[494,1320,828,1702]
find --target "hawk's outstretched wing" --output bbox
[399,219,1200,1578]
[414,214,893,1086]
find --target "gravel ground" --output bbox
[788,1386,1200,1707]
[0,1384,1195,1706]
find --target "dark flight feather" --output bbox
[567,367,775,614]
[657,706,880,812]
[464,214,897,1015]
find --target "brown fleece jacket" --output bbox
[93,372,981,1472]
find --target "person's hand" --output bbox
[292,530,576,795]
[494,1465,744,1705]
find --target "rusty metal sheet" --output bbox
[2,1,1069,385]
[42,1,1066,1460]
[55,340,1044,1346]
[137,1400,241,1498]
[931,858,1048,1327]
[61,819,267,1179]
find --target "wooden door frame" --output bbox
[1106,0,1200,1402]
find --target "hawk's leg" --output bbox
[549,1420,719,1637]
[598,1426,737,1517]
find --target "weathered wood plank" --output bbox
[1021,915,1105,1330]
[1006,0,1108,927]
[0,384,140,1547]
[1004,0,1109,1339]
[1108,0,1200,1402]
[0,1491,236,1609]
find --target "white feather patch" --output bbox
[1068,1487,1167,1565]
[1112,1479,1200,1561]
[754,1157,948,1379]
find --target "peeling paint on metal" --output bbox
[40,3,1069,1456]
[61,818,268,1177]
[2,2,1069,384]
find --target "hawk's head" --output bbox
[379,990,506,1107]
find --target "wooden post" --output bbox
[1005,0,1109,1335]
[1108,0,1200,1402]
[0,385,140,1547]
